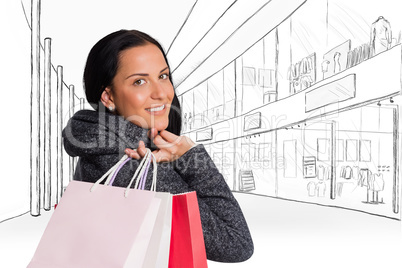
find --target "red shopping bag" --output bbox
[169,191,208,268]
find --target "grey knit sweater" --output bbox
[62,109,253,263]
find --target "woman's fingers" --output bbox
[125,148,140,159]
[147,128,158,140]
[153,134,172,149]
[137,140,147,157]
[125,140,147,159]
[159,130,179,143]
[125,131,195,163]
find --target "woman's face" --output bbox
[103,43,174,131]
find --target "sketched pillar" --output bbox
[69,85,75,181]
[30,0,41,217]
[44,37,52,211]
[80,97,85,110]
[329,121,336,200]
[393,107,399,214]
[56,66,63,203]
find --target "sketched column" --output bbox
[30,0,41,217]
[330,121,337,200]
[56,66,63,203]
[69,85,75,181]
[393,107,399,214]
[44,37,52,211]
[80,98,85,110]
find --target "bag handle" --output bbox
[106,157,131,186]
[90,148,157,196]
[90,149,150,192]
[106,150,152,188]
[125,149,158,197]
[90,154,129,192]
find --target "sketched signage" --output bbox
[305,74,356,112]
[196,128,213,142]
[244,112,261,131]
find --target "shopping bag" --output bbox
[27,149,163,268]
[122,151,172,268]
[169,191,208,268]
[142,192,172,267]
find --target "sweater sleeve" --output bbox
[173,144,254,262]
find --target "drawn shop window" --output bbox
[346,139,358,162]
[317,138,330,161]
[241,143,250,162]
[258,69,274,88]
[243,67,256,86]
[258,143,272,163]
[249,143,259,162]
[336,139,345,162]
[359,140,371,162]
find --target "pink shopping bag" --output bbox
[28,151,162,268]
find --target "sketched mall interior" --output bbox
[1,0,402,267]
[177,1,402,220]
[1,0,402,242]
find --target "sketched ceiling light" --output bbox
[390,97,394,103]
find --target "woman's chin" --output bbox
[152,120,169,132]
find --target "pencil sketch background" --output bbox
[1,0,402,267]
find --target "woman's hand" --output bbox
[125,128,195,162]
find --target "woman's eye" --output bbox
[134,79,145,86]
[160,73,169,79]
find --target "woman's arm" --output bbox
[126,129,254,262]
[173,144,254,262]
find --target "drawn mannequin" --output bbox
[188,112,193,130]
[333,52,341,73]
[183,113,187,132]
[307,181,316,197]
[370,16,392,56]
[372,173,385,203]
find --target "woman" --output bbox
[62,29,253,262]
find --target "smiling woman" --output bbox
[62,29,254,262]
[83,30,182,135]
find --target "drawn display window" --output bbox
[258,143,272,162]
[243,67,256,86]
[317,138,330,161]
[241,143,250,162]
[337,139,344,161]
[283,140,297,178]
[346,139,358,161]
[359,140,371,162]
[259,69,274,88]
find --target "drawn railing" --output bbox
[29,0,83,217]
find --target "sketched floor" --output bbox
[0,193,401,268]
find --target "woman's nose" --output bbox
[151,81,167,99]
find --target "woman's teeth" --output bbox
[146,104,165,112]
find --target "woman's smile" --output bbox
[145,104,167,115]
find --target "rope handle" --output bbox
[90,148,157,196]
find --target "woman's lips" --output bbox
[145,104,166,115]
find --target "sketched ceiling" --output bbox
[168,0,307,95]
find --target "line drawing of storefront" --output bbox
[176,1,402,220]
[183,47,401,220]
